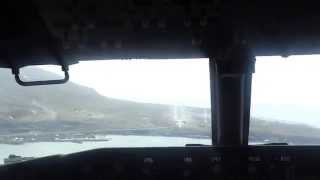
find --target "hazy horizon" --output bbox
[38,56,320,127]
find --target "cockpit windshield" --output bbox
[250,56,320,145]
[0,59,211,165]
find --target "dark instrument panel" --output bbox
[0,146,319,180]
[2,0,320,69]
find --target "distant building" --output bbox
[4,154,34,165]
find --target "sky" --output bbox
[40,55,320,127]
[251,55,320,127]
[43,58,211,108]
[252,55,320,107]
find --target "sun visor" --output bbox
[0,0,78,70]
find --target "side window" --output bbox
[250,56,320,145]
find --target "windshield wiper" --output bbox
[185,144,209,147]
[260,142,289,145]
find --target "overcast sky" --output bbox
[40,55,320,127]
[251,55,320,127]
[252,55,320,108]
[44,58,211,107]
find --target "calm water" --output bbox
[0,135,211,164]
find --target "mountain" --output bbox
[250,118,320,144]
[252,103,320,128]
[1,68,320,144]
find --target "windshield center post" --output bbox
[209,44,256,146]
